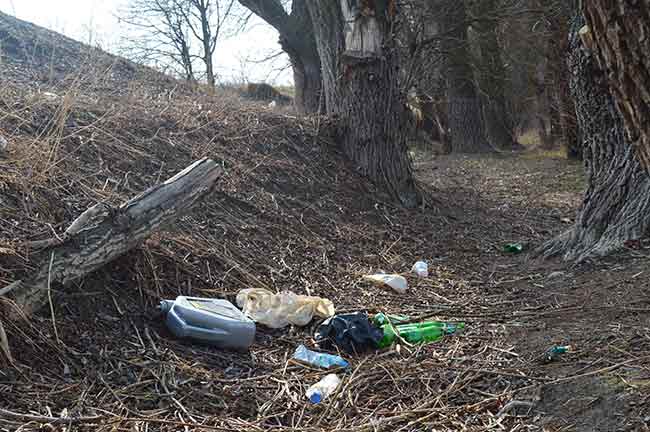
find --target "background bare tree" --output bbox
[183,0,238,87]
[469,0,518,150]
[119,0,240,85]
[119,0,196,80]
[237,0,322,114]
[398,0,450,153]
[440,0,492,153]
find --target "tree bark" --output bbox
[545,9,570,152]
[280,1,323,114]
[532,58,555,150]
[417,92,450,153]
[442,1,492,153]
[408,2,450,152]
[557,78,581,160]
[238,0,322,114]
[305,1,419,207]
[584,1,650,169]
[537,13,650,261]
[6,159,222,315]
[473,0,517,150]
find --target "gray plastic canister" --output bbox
[160,296,255,350]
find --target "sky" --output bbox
[0,0,292,84]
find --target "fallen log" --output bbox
[4,158,222,315]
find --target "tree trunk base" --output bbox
[449,97,493,153]
[537,144,650,262]
[534,11,650,262]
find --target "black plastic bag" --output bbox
[314,312,383,354]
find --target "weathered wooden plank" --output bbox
[5,158,221,315]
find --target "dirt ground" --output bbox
[419,153,650,431]
[3,148,649,431]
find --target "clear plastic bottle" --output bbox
[293,345,349,369]
[306,374,341,404]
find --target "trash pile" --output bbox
[236,288,334,328]
[158,260,465,404]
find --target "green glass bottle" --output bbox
[504,243,524,253]
[377,321,465,348]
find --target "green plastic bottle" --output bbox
[377,321,465,348]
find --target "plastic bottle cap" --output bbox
[309,392,322,404]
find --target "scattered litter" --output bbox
[293,344,349,369]
[306,374,341,404]
[560,217,572,224]
[315,312,383,354]
[236,288,335,329]
[0,135,7,153]
[411,261,428,278]
[503,243,524,253]
[362,274,408,293]
[159,296,255,350]
[42,91,60,101]
[267,100,277,108]
[377,319,465,348]
[542,345,572,363]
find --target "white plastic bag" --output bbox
[236,288,335,329]
[362,274,408,294]
[411,261,428,278]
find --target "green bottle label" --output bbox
[372,313,410,326]
[377,321,465,348]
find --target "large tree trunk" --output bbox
[537,13,650,261]
[305,0,419,207]
[280,1,323,114]
[5,159,221,315]
[238,0,322,115]
[442,1,492,153]
[289,49,322,114]
[584,1,650,169]
[473,0,517,150]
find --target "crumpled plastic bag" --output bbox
[236,288,335,329]
[315,312,384,354]
[362,274,408,294]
